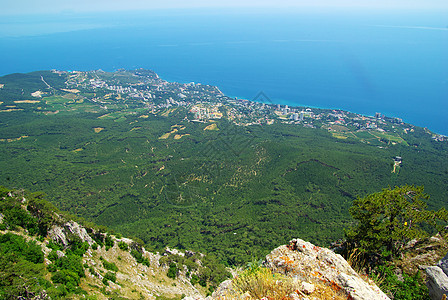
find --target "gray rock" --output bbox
[289,292,303,300]
[403,238,419,250]
[166,247,185,257]
[337,273,389,300]
[64,221,94,245]
[300,282,315,294]
[211,279,232,298]
[265,238,390,300]
[56,250,65,258]
[48,221,95,247]
[426,266,448,300]
[437,252,448,277]
[48,226,68,247]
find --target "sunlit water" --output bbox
[1,8,447,134]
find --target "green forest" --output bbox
[1,70,447,265]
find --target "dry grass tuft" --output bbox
[233,266,294,299]
[230,265,347,300]
[346,248,368,275]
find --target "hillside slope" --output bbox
[2,186,447,299]
[0,187,229,299]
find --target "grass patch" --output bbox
[204,123,218,131]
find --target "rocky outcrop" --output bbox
[438,253,448,277]
[48,225,68,246]
[64,221,94,245]
[426,252,448,300]
[209,238,389,300]
[264,238,389,300]
[426,266,448,300]
[48,220,94,247]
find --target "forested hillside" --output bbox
[1,70,447,265]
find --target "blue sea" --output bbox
[1,8,447,134]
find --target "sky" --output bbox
[2,0,448,15]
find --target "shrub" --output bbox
[130,249,150,266]
[102,260,119,272]
[0,233,44,264]
[51,269,81,291]
[103,271,117,285]
[105,235,114,250]
[0,233,48,299]
[54,254,85,279]
[118,241,128,251]
[167,262,178,279]
[372,264,427,300]
[190,274,200,285]
[47,240,62,251]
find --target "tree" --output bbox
[346,185,448,258]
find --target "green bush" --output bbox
[346,185,448,258]
[118,241,128,251]
[47,240,62,251]
[105,235,114,250]
[190,274,199,285]
[0,233,44,264]
[53,254,85,279]
[167,262,178,279]
[51,269,81,289]
[1,199,39,234]
[130,249,150,266]
[372,265,427,300]
[0,233,48,299]
[103,271,117,285]
[102,259,119,272]
[69,239,90,257]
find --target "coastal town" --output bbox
[70,69,448,143]
[4,68,445,145]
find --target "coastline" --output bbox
[153,70,446,136]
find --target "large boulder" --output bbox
[425,266,448,300]
[437,252,448,277]
[426,252,448,300]
[264,238,390,300]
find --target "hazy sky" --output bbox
[2,0,448,15]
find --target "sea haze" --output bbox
[1,8,447,134]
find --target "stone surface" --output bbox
[300,282,315,294]
[48,225,68,246]
[426,266,448,300]
[56,250,65,258]
[211,280,233,298]
[64,221,94,245]
[264,238,390,300]
[437,252,448,277]
[166,247,185,257]
[48,221,95,247]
